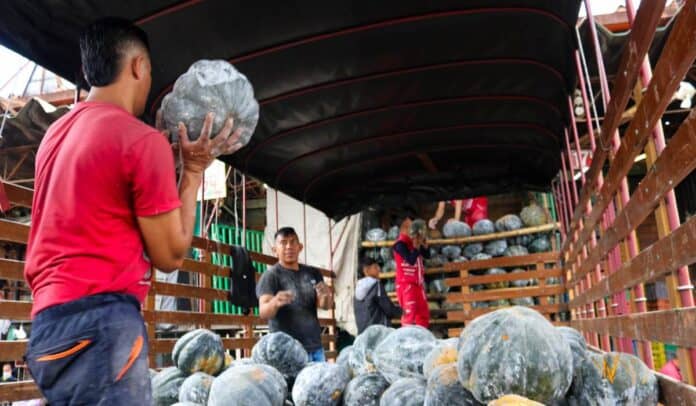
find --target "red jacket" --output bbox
[393,234,425,287]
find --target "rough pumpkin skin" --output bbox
[208,363,287,406]
[425,364,480,406]
[350,325,393,375]
[380,377,426,406]
[457,306,573,404]
[291,362,351,406]
[343,372,390,406]
[422,338,459,379]
[373,326,437,383]
[172,329,225,376]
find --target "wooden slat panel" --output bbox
[0,340,27,360]
[444,252,558,271]
[571,213,696,307]
[571,308,696,347]
[657,372,696,404]
[0,381,43,402]
[143,310,257,326]
[0,258,25,281]
[447,285,564,302]
[562,0,668,254]
[0,300,32,320]
[151,281,228,301]
[3,182,33,207]
[446,268,562,287]
[566,1,696,263]
[569,108,696,286]
[0,219,29,244]
[180,258,227,277]
[447,304,567,320]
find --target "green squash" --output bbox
[564,353,614,405]
[208,363,287,406]
[488,299,511,308]
[470,253,492,261]
[178,372,214,404]
[291,363,352,406]
[373,326,437,383]
[344,372,390,406]
[172,402,202,406]
[337,345,354,375]
[484,239,508,257]
[425,364,481,406]
[443,221,472,238]
[510,269,533,287]
[592,352,658,405]
[409,219,428,239]
[152,366,187,406]
[472,219,495,235]
[503,245,529,257]
[457,306,573,404]
[350,325,393,375]
[495,214,523,232]
[510,297,534,306]
[380,377,426,406]
[556,327,587,373]
[528,235,551,253]
[520,202,548,227]
[252,332,308,379]
[485,268,509,289]
[463,243,484,258]
[172,329,225,375]
[423,338,459,379]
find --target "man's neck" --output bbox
[278,261,300,271]
[86,86,135,115]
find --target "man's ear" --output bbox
[298,242,304,254]
[131,54,147,80]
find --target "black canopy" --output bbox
[0,1,582,219]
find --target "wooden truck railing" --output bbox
[0,182,336,403]
[553,0,696,403]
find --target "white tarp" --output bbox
[264,188,360,335]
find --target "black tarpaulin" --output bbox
[0,1,582,219]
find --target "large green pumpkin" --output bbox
[337,345,354,375]
[423,338,459,379]
[252,332,308,379]
[528,235,551,253]
[172,329,225,375]
[564,353,614,406]
[556,327,587,372]
[503,245,529,257]
[152,366,187,406]
[178,371,214,404]
[291,363,352,406]
[343,373,390,406]
[520,203,548,227]
[373,326,437,383]
[208,363,287,406]
[592,352,658,405]
[484,268,509,289]
[425,364,481,406]
[350,325,394,375]
[495,214,523,232]
[380,377,426,406]
[457,306,573,404]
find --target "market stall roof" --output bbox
[0,1,582,219]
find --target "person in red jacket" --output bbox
[429,197,488,229]
[392,217,430,328]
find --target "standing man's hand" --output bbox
[428,217,440,230]
[178,113,244,173]
[273,290,294,308]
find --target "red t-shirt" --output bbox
[25,101,181,317]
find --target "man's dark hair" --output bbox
[274,227,298,240]
[80,17,150,87]
[361,257,377,268]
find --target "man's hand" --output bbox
[446,218,457,224]
[178,113,244,174]
[428,217,440,230]
[273,290,294,308]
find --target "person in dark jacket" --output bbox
[354,257,402,334]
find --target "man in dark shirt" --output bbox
[257,227,333,361]
[393,216,430,327]
[354,257,402,334]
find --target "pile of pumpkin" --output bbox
[151,306,657,405]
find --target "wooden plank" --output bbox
[0,381,43,402]
[446,268,562,287]
[444,252,558,271]
[151,281,228,302]
[362,223,559,247]
[657,372,696,404]
[0,258,25,281]
[447,304,567,320]
[571,308,696,347]
[0,300,31,320]
[0,340,27,360]
[562,0,668,255]
[143,310,258,326]
[566,1,696,264]
[2,182,33,207]
[180,259,228,277]
[447,285,565,303]
[0,219,29,244]
[571,213,696,307]
[569,108,696,286]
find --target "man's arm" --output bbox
[138,113,243,272]
[452,200,463,222]
[259,292,294,319]
[428,201,446,229]
[394,241,421,265]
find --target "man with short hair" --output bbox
[354,257,402,334]
[24,17,242,403]
[257,227,333,362]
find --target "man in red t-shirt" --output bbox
[428,196,489,229]
[23,18,243,404]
